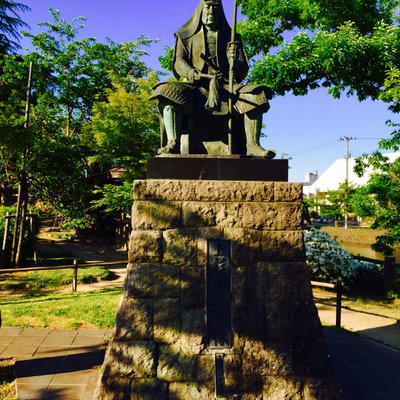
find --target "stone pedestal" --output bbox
[95,179,342,399]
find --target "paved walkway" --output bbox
[315,300,400,350]
[0,327,112,399]
[1,322,399,400]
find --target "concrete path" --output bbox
[315,299,400,350]
[0,327,112,400]
[325,329,400,400]
[1,324,399,400]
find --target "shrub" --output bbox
[304,228,357,284]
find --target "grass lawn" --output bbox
[0,358,16,400]
[0,288,122,329]
[0,264,123,329]
[0,265,116,292]
[321,226,380,245]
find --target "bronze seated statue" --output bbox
[150,0,276,159]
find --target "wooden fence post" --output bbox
[384,256,396,292]
[30,215,38,266]
[335,282,342,329]
[72,259,78,292]
[1,212,11,267]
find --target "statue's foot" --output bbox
[158,140,179,154]
[247,144,276,159]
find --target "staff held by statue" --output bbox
[228,0,238,154]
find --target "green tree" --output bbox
[354,134,400,255]
[0,0,30,54]
[24,8,153,138]
[237,0,400,106]
[319,184,354,226]
[0,10,156,263]
[87,74,159,214]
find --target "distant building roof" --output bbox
[304,152,399,195]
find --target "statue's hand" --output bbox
[227,41,238,64]
[188,68,201,83]
[214,70,223,80]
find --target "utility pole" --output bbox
[339,136,355,229]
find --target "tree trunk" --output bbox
[15,172,28,266]
[10,182,22,267]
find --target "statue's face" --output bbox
[202,2,220,30]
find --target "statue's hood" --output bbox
[175,0,231,40]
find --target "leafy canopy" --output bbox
[354,128,400,255]
[237,0,400,105]
[0,0,30,53]
[0,8,157,221]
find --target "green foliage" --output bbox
[354,147,400,255]
[86,74,159,215]
[0,266,115,290]
[238,0,400,107]
[86,74,159,180]
[158,45,174,72]
[0,0,30,53]
[91,181,133,215]
[23,8,154,138]
[1,8,157,227]
[305,228,358,284]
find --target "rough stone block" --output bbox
[104,340,156,379]
[130,379,168,400]
[274,182,303,202]
[181,268,205,309]
[224,355,242,393]
[154,298,180,344]
[163,229,197,267]
[233,303,267,341]
[181,309,206,354]
[94,375,131,400]
[245,263,269,303]
[132,201,181,230]
[169,382,215,399]
[261,376,303,399]
[157,344,196,382]
[293,338,335,376]
[196,355,214,384]
[129,230,162,263]
[242,202,303,230]
[262,230,305,261]
[114,296,153,341]
[215,202,243,228]
[267,262,312,302]
[125,263,180,298]
[232,266,246,305]
[303,377,343,400]
[266,300,321,340]
[223,228,262,266]
[182,202,217,227]
[133,179,275,202]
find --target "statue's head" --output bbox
[202,0,221,31]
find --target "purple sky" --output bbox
[20,0,395,182]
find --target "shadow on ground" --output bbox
[325,329,400,400]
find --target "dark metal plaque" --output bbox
[207,239,231,348]
[214,353,225,398]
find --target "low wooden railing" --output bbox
[0,259,127,292]
[311,280,343,328]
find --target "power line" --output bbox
[290,140,339,156]
[289,137,385,157]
